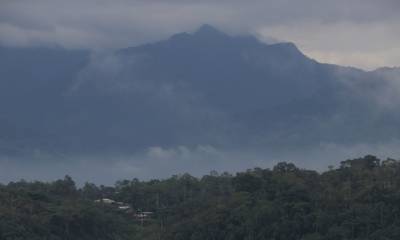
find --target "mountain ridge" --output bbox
[0,25,399,183]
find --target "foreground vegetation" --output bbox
[2,155,400,239]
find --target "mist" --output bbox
[0,21,400,185]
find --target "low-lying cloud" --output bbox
[2,142,400,186]
[1,14,400,185]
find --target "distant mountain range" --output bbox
[1,24,399,158]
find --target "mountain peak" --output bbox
[194,24,226,37]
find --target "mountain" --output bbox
[0,25,399,181]
[0,46,90,155]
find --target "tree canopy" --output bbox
[1,155,400,239]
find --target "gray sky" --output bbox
[1,0,399,69]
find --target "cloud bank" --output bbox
[1,5,400,185]
[1,0,399,69]
[3,142,400,186]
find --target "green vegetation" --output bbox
[2,155,400,239]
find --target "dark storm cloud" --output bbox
[0,0,399,68]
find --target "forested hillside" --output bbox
[1,155,400,239]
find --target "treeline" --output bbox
[2,155,400,239]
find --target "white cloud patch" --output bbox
[2,142,400,186]
[259,21,400,70]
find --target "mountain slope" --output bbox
[0,25,399,160]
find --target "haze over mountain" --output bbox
[1,25,400,184]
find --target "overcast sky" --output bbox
[1,0,399,70]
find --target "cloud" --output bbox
[259,21,400,70]
[0,0,399,69]
[2,141,400,186]
[1,0,400,185]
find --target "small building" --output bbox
[94,198,116,204]
[118,205,131,210]
[134,211,154,219]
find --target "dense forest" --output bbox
[2,155,400,240]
